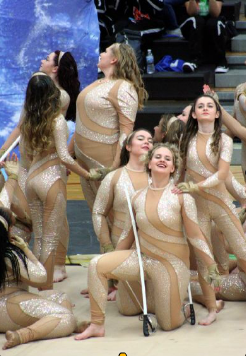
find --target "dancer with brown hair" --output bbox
[92,129,153,304]
[174,94,246,325]
[1,50,81,283]
[0,157,76,350]
[21,74,89,291]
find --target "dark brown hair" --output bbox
[54,51,80,122]
[180,94,222,160]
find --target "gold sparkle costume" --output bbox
[87,183,215,330]
[75,79,138,209]
[92,166,150,314]
[185,131,246,310]
[3,88,71,268]
[0,251,76,343]
[0,178,75,344]
[234,83,246,180]
[25,115,88,290]
[191,269,246,302]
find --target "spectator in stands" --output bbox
[163,0,186,36]
[95,0,130,51]
[180,0,228,74]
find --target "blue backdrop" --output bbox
[0,0,100,147]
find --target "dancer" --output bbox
[22,74,89,291]
[93,129,153,251]
[174,94,246,325]
[75,143,220,340]
[0,214,76,350]
[73,43,147,210]
[0,158,76,350]
[191,216,246,303]
[177,104,192,123]
[216,84,246,182]
[153,114,171,143]
[39,51,80,282]
[92,129,153,305]
[1,50,80,283]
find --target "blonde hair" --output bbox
[110,43,148,109]
[145,143,182,177]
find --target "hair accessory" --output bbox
[58,51,65,65]
[167,116,179,131]
[31,71,47,78]
[0,216,9,231]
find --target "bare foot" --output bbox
[216,300,225,313]
[3,331,20,350]
[75,321,91,333]
[80,288,89,295]
[198,310,217,326]
[107,289,117,301]
[74,323,105,340]
[53,265,67,283]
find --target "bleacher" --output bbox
[134,0,246,165]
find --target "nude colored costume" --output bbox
[234,83,246,180]
[185,131,246,310]
[25,115,87,290]
[10,88,71,268]
[87,183,214,330]
[191,269,246,302]
[92,166,150,314]
[75,79,138,209]
[0,252,76,343]
[0,179,75,344]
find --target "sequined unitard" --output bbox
[87,183,215,331]
[185,131,246,310]
[4,88,71,268]
[75,79,138,210]
[92,166,150,314]
[25,114,88,290]
[0,178,75,344]
[234,83,246,180]
[0,250,76,343]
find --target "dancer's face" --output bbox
[192,97,219,122]
[98,46,117,70]
[127,130,153,156]
[40,52,57,75]
[154,118,165,142]
[177,105,192,124]
[149,147,175,176]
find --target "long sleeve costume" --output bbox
[92,166,150,314]
[185,131,246,310]
[0,178,75,344]
[75,79,138,209]
[25,115,88,290]
[87,182,215,331]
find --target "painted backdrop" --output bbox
[0,0,99,147]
